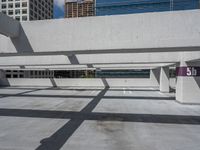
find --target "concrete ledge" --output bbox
[0,78,159,87]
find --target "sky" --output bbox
[54,0,65,18]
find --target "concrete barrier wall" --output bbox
[1,10,200,54]
[0,78,159,87]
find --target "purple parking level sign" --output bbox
[176,67,200,77]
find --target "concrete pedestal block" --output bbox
[160,67,170,93]
[176,61,200,104]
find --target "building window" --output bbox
[22,9,27,14]
[15,16,20,21]
[30,10,33,15]
[8,10,13,15]
[22,2,27,7]
[15,9,20,15]
[6,74,11,78]
[30,16,33,20]
[2,11,7,14]
[19,74,24,78]
[22,16,27,21]
[15,3,20,8]
[13,74,18,78]
[8,3,13,8]
[30,3,33,9]
[2,4,6,9]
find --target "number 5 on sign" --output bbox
[186,67,197,76]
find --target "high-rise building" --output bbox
[96,0,200,16]
[0,0,54,21]
[65,0,95,18]
[5,70,54,78]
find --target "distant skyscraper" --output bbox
[65,0,95,18]
[96,0,200,16]
[0,0,54,21]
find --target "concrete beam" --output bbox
[0,13,20,38]
[0,10,200,55]
[0,51,199,66]
[181,51,200,62]
[94,63,174,69]
[0,52,180,66]
[0,63,175,70]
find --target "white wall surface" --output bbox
[0,10,200,54]
[0,78,159,87]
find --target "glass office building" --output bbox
[96,0,200,16]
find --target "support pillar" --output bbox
[150,68,160,87]
[0,70,9,86]
[0,70,5,78]
[176,61,200,104]
[160,67,170,93]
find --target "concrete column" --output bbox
[160,67,170,93]
[24,70,29,78]
[0,70,6,78]
[176,61,200,104]
[150,68,160,87]
[0,70,9,86]
[11,70,13,78]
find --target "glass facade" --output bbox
[96,0,200,16]
[95,70,150,78]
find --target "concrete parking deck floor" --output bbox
[0,86,200,150]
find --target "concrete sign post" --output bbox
[176,62,200,104]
